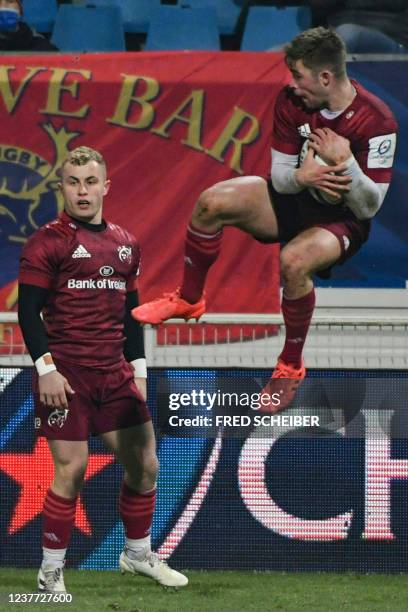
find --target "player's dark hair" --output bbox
[284,27,347,79]
[60,146,107,177]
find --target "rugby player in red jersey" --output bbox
[132,27,398,411]
[18,147,187,592]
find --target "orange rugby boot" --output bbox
[260,358,306,414]
[131,289,206,325]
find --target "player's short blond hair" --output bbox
[61,146,107,176]
[284,27,347,80]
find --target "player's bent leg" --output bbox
[262,227,342,413]
[132,177,278,325]
[101,424,188,588]
[38,440,88,593]
[280,227,342,299]
[191,176,278,238]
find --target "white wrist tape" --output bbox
[35,352,57,376]
[131,358,147,378]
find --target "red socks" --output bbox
[180,223,222,304]
[119,483,156,539]
[42,488,77,549]
[42,483,156,550]
[279,288,316,368]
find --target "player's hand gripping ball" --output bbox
[299,140,344,205]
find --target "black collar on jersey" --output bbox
[65,213,107,233]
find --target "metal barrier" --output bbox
[3,309,408,369]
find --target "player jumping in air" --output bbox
[132,27,398,410]
[18,147,188,592]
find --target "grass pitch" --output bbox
[1,568,408,611]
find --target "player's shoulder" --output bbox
[354,80,397,126]
[25,214,76,248]
[106,221,140,251]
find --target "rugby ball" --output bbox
[299,140,343,205]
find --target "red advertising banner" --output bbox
[0,52,290,349]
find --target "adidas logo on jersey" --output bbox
[72,244,91,258]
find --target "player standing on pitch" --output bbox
[18,147,188,592]
[132,27,398,410]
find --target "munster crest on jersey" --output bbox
[117,245,132,264]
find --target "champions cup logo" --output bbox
[1,122,79,245]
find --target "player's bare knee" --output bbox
[141,452,159,483]
[245,176,268,196]
[138,454,159,490]
[54,462,86,494]
[194,177,266,227]
[125,450,158,486]
[280,249,310,284]
[194,186,232,223]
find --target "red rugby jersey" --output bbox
[272,79,398,185]
[19,212,140,368]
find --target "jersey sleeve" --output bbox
[126,238,141,292]
[354,117,398,184]
[19,227,62,289]
[271,87,302,155]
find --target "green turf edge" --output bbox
[1,569,408,612]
